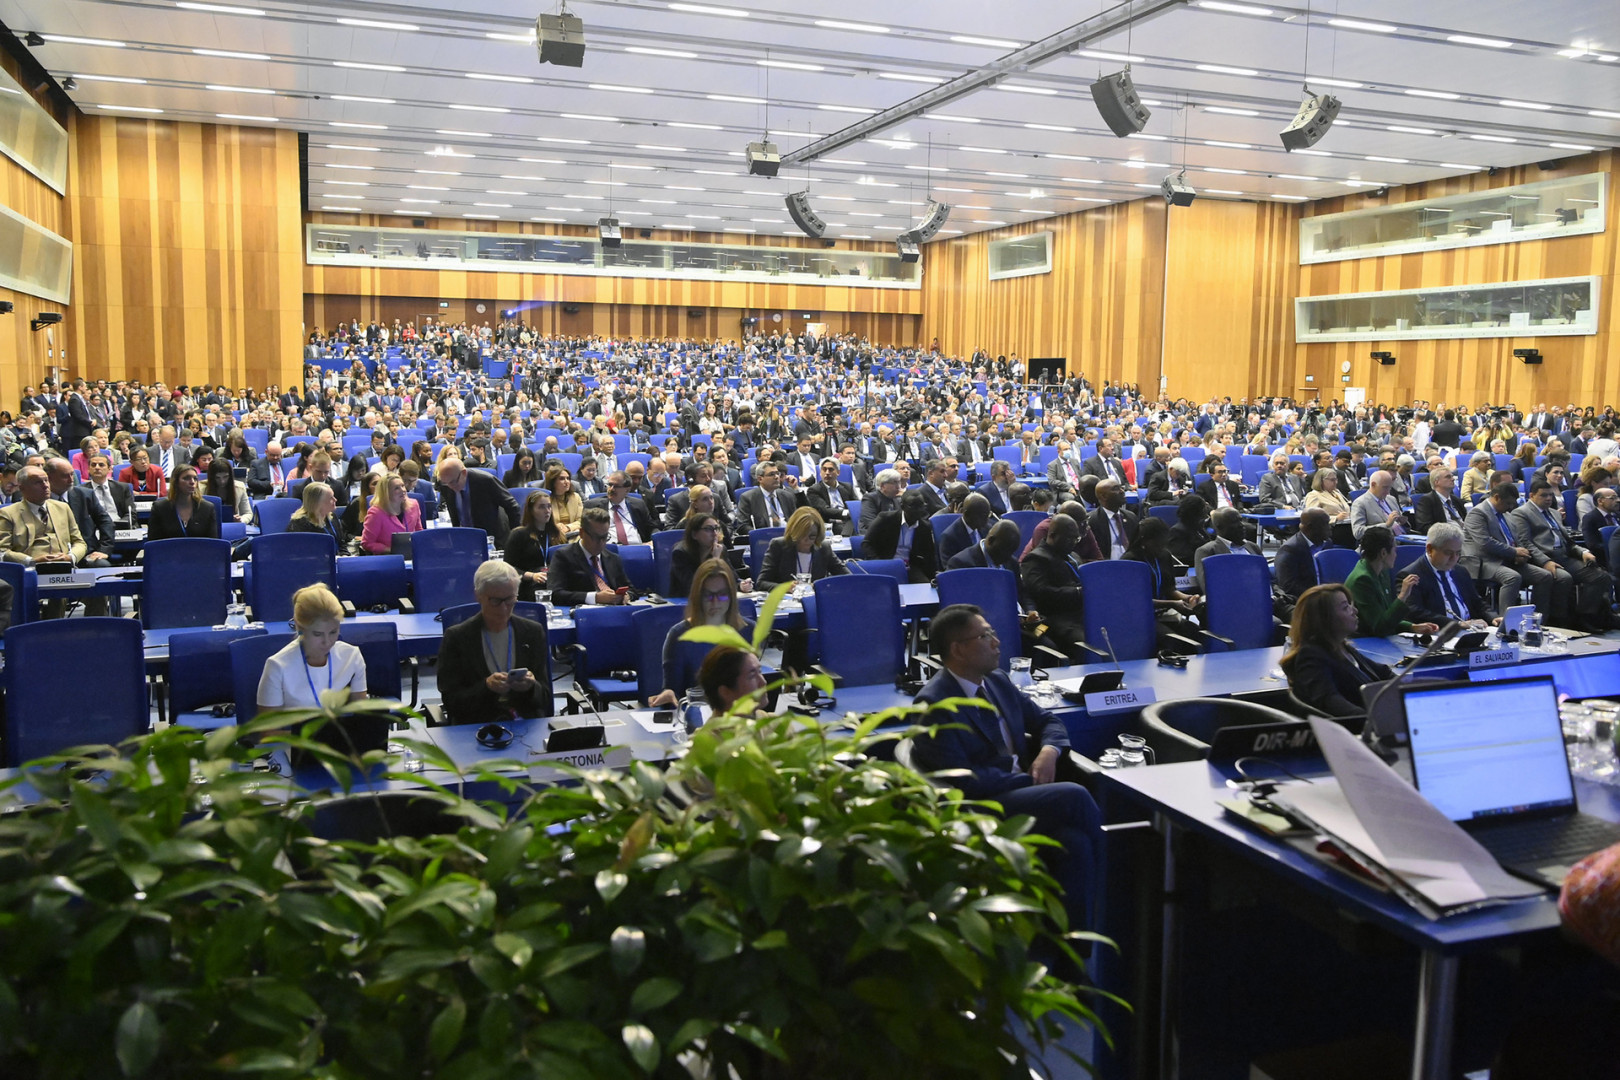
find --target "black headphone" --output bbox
[476,723,514,750]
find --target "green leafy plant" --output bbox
[0,686,1116,1079]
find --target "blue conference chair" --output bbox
[336,555,410,611]
[254,498,299,534]
[142,537,232,629]
[1077,560,1162,661]
[338,621,403,703]
[850,558,907,583]
[935,567,1020,672]
[929,513,962,554]
[564,605,641,710]
[4,619,148,766]
[229,633,297,723]
[439,601,547,629]
[1202,553,1280,651]
[651,529,682,597]
[1003,511,1047,556]
[409,528,485,613]
[167,627,267,729]
[1313,547,1360,586]
[748,527,784,580]
[1146,505,1179,526]
[616,544,656,594]
[633,603,690,705]
[0,562,39,626]
[249,532,338,626]
[811,574,905,688]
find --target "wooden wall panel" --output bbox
[66,116,304,395]
[1163,198,1300,403]
[918,200,1167,391]
[1289,151,1619,408]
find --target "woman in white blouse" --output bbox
[256,583,368,710]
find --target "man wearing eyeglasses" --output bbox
[546,506,632,606]
[587,470,654,545]
[912,604,1101,935]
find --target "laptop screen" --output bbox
[1403,676,1575,822]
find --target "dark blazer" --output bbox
[63,487,116,557]
[439,469,521,547]
[1146,470,1195,505]
[1194,477,1243,511]
[586,495,656,545]
[756,538,849,591]
[858,491,900,534]
[945,541,1020,575]
[1404,555,1495,624]
[146,496,220,542]
[863,510,939,583]
[78,478,134,523]
[667,542,715,603]
[1018,545,1085,643]
[288,513,348,551]
[937,516,989,564]
[1088,507,1139,560]
[1272,531,1321,601]
[1581,507,1620,561]
[975,481,1013,516]
[734,487,798,534]
[1281,642,1393,719]
[437,614,552,724]
[805,480,857,528]
[1081,455,1127,486]
[546,542,631,607]
[1413,491,1469,534]
[246,457,291,497]
[911,668,1070,800]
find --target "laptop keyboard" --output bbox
[1481,815,1620,865]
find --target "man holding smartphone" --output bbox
[437,560,553,724]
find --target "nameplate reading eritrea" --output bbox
[1468,645,1520,670]
[1084,687,1156,714]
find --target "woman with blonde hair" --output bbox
[288,480,347,548]
[757,506,848,591]
[256,583,368,709]
[360,472,423,554]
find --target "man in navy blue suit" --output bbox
[911,604,1101,931]
[1404,521,1497,627]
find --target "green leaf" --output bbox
[72,784,122,851]
[610,925,646,976]
[492,932,534,970]
[151,838,217,865]
[955,908,995,955]
[751,930,789,950]
[428,995,466,1063]
[725,1022,787,1062]
[750,582,796,653]
[538,943,604,979]
[678,623,753,653]
[595,869,628,904]
[622,1023,659,1073]
[668,1018,717,1053]
[484,824,532,882]
[629,976,682,1014]
[115,1001,161,1077]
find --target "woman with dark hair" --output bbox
[1124,515,1200,644]
[1280,584,1395,719]
[121,445,167,497]
[1510,440,1540,482]
[1165,494,1208,568]
[203,457,250,522]
[224,430,256,469]
[410,440,435,472]
[503,447,543,487]
[648,558,755,708]
[1343,525,1439,638]
[545,464,583,538]
[504,489,564,601]
[342,471,379,540]
[698,645,767,717]
[340,452,371,501]
[669,496,752,599]
[147,464,219,541]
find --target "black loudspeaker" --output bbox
[412,218,426,228]
[598,217,622,249]
[1371,351,1396,366]
[687,308,704,318]
[1280,92,1341,151]
[563,303,581,315]
[1161,173,1196,206]
[785,191,826,238]
[1089,70,1151,138]
[536,12,586,67]
[639,228,652,238]
[1514,348,1543,365]
[895,239,919,263]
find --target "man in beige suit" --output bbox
[0,465,87,567]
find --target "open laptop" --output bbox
[1402,675,1620,888]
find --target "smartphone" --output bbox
[615,585,631,596]
[652,710,677,726]
[509,667,530,682]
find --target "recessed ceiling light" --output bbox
[426,147,473,156]
[1045,153,1091,161]
[331,121,387,129]
[693,169,734,176]
[959,145,1007,154]
[323,194,364,199]
[546,206,585,212]
[1470,134,1517,143]
[326,163,373,170]
[463,213,499,219]
[1405,88,1461,100]
[1133,183,1163,189]
[467,73,534,84]
[193,47,267,59]
[1195,1,1275,13]
[474,202,512,208]
[821,158,866,166]
[450,103,510,113]
[686,214,721,219]
[905,165,950,172]
[626,46,699,58]
[934,186,973,192]
[637,144,686,152]
[326,144,379,152]
[1205,106,1260,116]
[399,198,439,204]
[1499,99,1552,110]
[560,113,618,122]
[669,3,749,16]
[997,83,1058,95]
[72,74,147,84]
[1277,173,1319,181]
[1205,140,1252,148]
[408,185,449,190]
[1589,110,1620,119]
[925,112,981,123]
[820,195,855,201]
[848,211,884,217]
[488,32,537,42]
[1328,17,1398,32]
[486,190,527,196]
[820,104,877,114]
[1074,196,1111,202]
[707,94,766,104]
[333,94,395,104]
[1274,194,1308,200]
[972,220,1007,225]
[334,61,407,72]
[758,59,824,71]
[1447,34,1515,48]
[217,113,277,122]
[437,129,493,138]
[1201,167,1248,174]
[390,209,429,215]
[1204,188,1245,195]
[591,83,654,94]
[97,104,163,113]
[1128,132,1168,140]
[1309,77,1364,88]
[1196,64,1258,76]
[669,121,722,130]
[1549,142,1596,151]
[530,216,566,222]
[337,17,420,31]
[1367,156,1409,163]
[319,206,360,212]
[584,179,626,186]
[177,2,266,13]
[1078,49,1146,63]
[951,35,1022,48]
[666,185,704,190]
[987,171,1027,178]
[879,72,944,84]
[42,34,126,47]
[324,180,368,186]
[815,19,888,33]
[640,198,676,204]
[1026,123,1077,132]
[1065,176,1106,182]
[1387,125,1439,135]
[418,170,460,175]
[1291,148,1333,156]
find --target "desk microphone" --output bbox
[1099,626,1126,689]
[1359,619,1461,753]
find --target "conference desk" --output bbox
[1096,759,1620,1080]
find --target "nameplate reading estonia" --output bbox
[1084,687,1156,714]
[1467,645,1520,670]
[529,744,633,781]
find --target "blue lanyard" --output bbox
[1149,560,1162,597]
[303,646,334,701]
[483,629,514,673]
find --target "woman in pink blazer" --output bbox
[359,473,423,554]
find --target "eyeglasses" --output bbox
[961,629,999,643]
[701,591,730,603]
[696,525,719,534]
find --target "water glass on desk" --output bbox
[1010,656,1034,691]
[224,603,248,630]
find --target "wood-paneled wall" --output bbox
[1292,151,1619,408]
[918,199,1168,390]
[67,116,305,395]
[1163,197,1300,403]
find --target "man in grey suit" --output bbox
[734,461,798,535]
[1193,507,1263,592]
[1045,441,1084,498]
[1464,481,1547,613]
[858,469,904,535]
[1509,478,1612,629]
[1349,470,1409,540]
[1254,452,1305,512]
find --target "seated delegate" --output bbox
[360,473,423,554]
[436,560,553,725]
[756,506,848,591]
[287,480,347,549]
[669,506,752,602]
[648,558,754,708]
[256,583,368,709]
[147,465,220,542]
[697,645,769,717]
[1343,525,1438,638]
[503,489,563,602]
[1280,584,1395,719]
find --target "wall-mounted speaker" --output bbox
[686,308,704,318]
[563,303,581,315]
[1089,70,1151,138]
[1371,351,1396,366]
[1514,348,1543,365]
[785,191,826,238]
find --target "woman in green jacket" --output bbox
[1342,525,1440,638]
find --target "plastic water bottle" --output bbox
[487,534,497,560]
[435,504,450,530]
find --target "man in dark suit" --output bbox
[1080,438,1128,487]
[80,453,134,524]
[1194,460,1242,514]
[734,462,798,535]
[938,493,996,564]
[436,457,521,547]
[246,443,291,498]
[1464,481,1547,614]
[586,471,656,545]
[862,489,939,584]
[1272,508,1332,603]
[1087,479,1138,560]
[1412,466,1469,534]
[1430,410,1468,448]
[945,518,1024,574]
[1581,486,1620,563]
[911,603,1100,931]
[1018,514,1087,660]
[546,507,633,606]
[1403,522,1497,627]
[1510,479,1612,629]
[916,458,952,516]
[1192,507,1263,592]
[858,469,904,535]
[805,458,857,536]
[436,561,553,724]
[974,460,1016,516]
[59,380,95,451]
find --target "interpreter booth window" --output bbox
[1299,173,1607,264]
[987,232,1053,281]
[1295,276,1599,343]
[0,62,68,195]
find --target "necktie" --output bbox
[1065,461,1078,486]
[271,464,282,489]
[591,553,610,590]
[1442,497,1458,522]
[768,494,781,527]
[614,504,629,544]
[97,484,115,518]
[1543,510,1564,550]
[1111,514,1126,558]
[1438,570,1465,620]
[161,449,172,474]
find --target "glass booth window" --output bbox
[1296,277,1599,343]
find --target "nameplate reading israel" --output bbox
[1468,645,1520,670]
[1084,686,1156,714]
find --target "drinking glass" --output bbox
[1010,656,1034,691]
[225,602,248,630]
